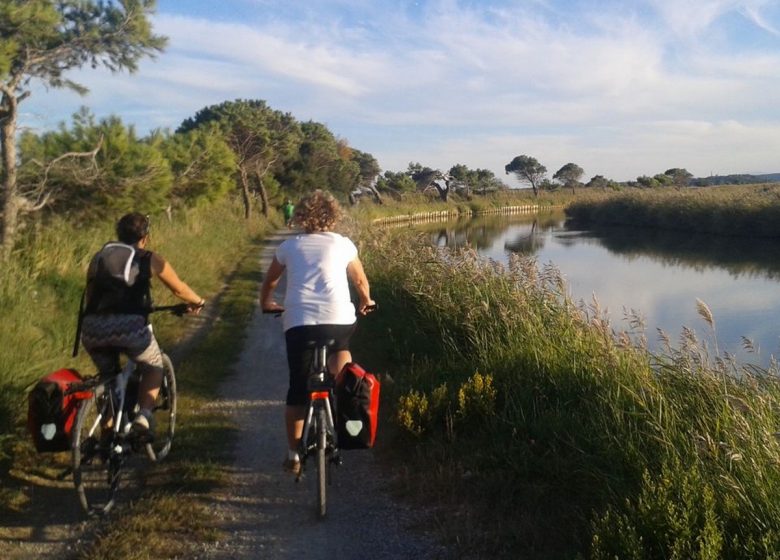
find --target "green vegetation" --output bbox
[354,223,780,559]
[0,199,272,512]
[0,0,167,259]
[565,184,780,238]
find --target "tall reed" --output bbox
[355,225,780,558]
[0,199,271,467]
[566,184,780,238]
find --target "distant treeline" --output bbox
[690,173,780,186]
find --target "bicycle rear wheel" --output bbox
[72,395,120,515]
[145,353,177,462]
[316,406,328,518]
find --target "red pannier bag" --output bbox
[336,362,380,449]
[27,368,86,452]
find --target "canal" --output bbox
[415,210,780,367]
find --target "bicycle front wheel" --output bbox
[145,353,177,462]
[316,406,328,519]
[72,394,120,515]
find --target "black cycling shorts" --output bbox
[284,323,355,406]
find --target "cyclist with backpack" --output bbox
[78,212,205,436]
[260,190,375,475]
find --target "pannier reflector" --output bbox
[345,420,363,436]
[41,423,57,440]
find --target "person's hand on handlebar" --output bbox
[358,300,377,315]
[187,298,206,315]
[262,300,284,313]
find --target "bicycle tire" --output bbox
[145,353,177,462]
[316,406,328,519]
[72,394,120,515]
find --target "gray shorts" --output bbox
[81,314,163,377]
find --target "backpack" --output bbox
[335,362,380,449]
[87,243,150,314]
[72,243,152,356]
[27,369,87,452]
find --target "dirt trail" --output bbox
[0,231,451,559]
[189,230,450,559]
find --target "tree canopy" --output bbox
[505,155,547,196]
[179,99,302,217]
[553,163,585,192]
[1,0,166,257]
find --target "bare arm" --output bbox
[260,257,286,311]
[152,252,205,312]
[347,257,375,315]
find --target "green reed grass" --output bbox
[354,224,780,559]
[0,198,272,501]
[566,184,780,238]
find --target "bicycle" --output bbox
[66,303,191,515]
[300,338,340,519]
[265,304,376,519]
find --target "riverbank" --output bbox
[353,220,780,559]
[565,183,780,238]
[6,190,780,558]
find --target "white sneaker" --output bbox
[132,409,153,434]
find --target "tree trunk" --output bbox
[257,175,269,217]
[368,185,383,205]
[239,166,252,219]
[1,94,19,261]
[434,182,449,202]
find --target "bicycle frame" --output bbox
[296,342,341,519]
[80,360,136,449]
[70,304,185,515]
[298,344,339,469]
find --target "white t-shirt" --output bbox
[275,232,358,331]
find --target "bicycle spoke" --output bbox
[317,407,327,518]
[145,353,177,462]
[72,396,119,515]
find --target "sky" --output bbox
[21,0,780,184]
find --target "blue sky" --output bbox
[21,0,780,183]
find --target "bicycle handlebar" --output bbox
[149,303,203,317]
[262,303,378,316]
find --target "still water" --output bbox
[417,211,780,366]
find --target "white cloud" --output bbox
[20,0,780,181]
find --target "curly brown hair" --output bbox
[293,190,342,232]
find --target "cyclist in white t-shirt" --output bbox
[260,190,375,475]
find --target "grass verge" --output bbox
[565,183,780,237]
[352,223,780,559]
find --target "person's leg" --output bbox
[328,350,352,376]
[128,326,164,429]
[285,405,306,450]
[284,327,311,470]
[327,323,357,376]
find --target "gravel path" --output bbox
[0,231,452,559]
[190,231,451,559]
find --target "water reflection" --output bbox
[418,212,780,365]
[565,222,780,281]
